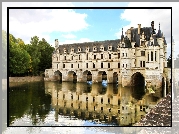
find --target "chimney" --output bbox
[138,24,141,35]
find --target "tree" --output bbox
[38,38,54,74]
[26,36,41,76]
[9,34,31,76]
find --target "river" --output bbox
[8,80,168,127]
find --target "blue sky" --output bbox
[50,9,130,43]
[2,2,178,58]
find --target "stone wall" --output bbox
[9,76,44,82]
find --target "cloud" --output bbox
[3,2,90,45]
[58,38,93,45]
[61,33,76,39]
[115,2,179,58]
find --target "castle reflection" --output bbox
[45,81,162,126]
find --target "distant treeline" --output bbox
[2,30,55,77]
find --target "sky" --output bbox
[2,2,179,58]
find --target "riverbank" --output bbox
[134,91,171,126]
[9,76,44,83]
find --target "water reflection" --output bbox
[9,81,165,126]
[45,81,163,126]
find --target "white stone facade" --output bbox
[45,22,170,88]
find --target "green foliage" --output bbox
[9,33,54,76]
[9,37,31,75]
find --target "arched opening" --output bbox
[83,70,92,84]
[131,72,145,100]
[68,71,77,83]
[87,71,92,81]
[113,72,118,83]
[102,71,107,81]
[54,70,62,82]
[131,72,145,87]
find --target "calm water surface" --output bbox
[9,81,167,126]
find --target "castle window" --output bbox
[101,107,103,111]
[64,56,66,60]
[86,47,89,52]
[63,64,65,68]
[118,53,120,58]
[94,55,96,59]
[101,97,103,104]
[100,45,104,51]
[126,64,127,68]
[141,51,145,56]
[71,64,73,68]
[108,63,110,68]
[151,51,153,61]
[155,51,157,61]
[118,63,120,68]
[109,54,111,59]
[143,61,145,67]
[101,63,103,68]
[93,63,95,68]
[71,48,74,53]
[78,64,79,68]
[93,46,97,51]
[93,97,95,102]
[122,53,124,57]
[57,64,58,69]
[78,47,81,52]
[108,45,112,50]
[126,53,127,57]
[140,61,142,67]
[71,55,73,60]
[123,64,124,67]
[57,57,58,61]
[148,53,149,61]
[108,98,110,104]
[86,63,88,68]
[101,54,103,59]
[79,55,80,60]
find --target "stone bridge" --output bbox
[44,67,170,88]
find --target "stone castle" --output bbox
[44,21,169,88]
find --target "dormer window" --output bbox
[71,48,74,53]
[63,48,66,53]
[93,46,97,51]
[78,47,81,52]
[86,46,89,52]
[108,45,112,50]
[100,45,104,51]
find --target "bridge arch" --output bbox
[131,72,145,87]
[83,70,92,82]
[68,71,77,83]
[54,70,62,82]
[113,72,118,83]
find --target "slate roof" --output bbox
[55,24,165,54]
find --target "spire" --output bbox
[121,27,124,42]
[159,22,160,30]
[157,22,162,38]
